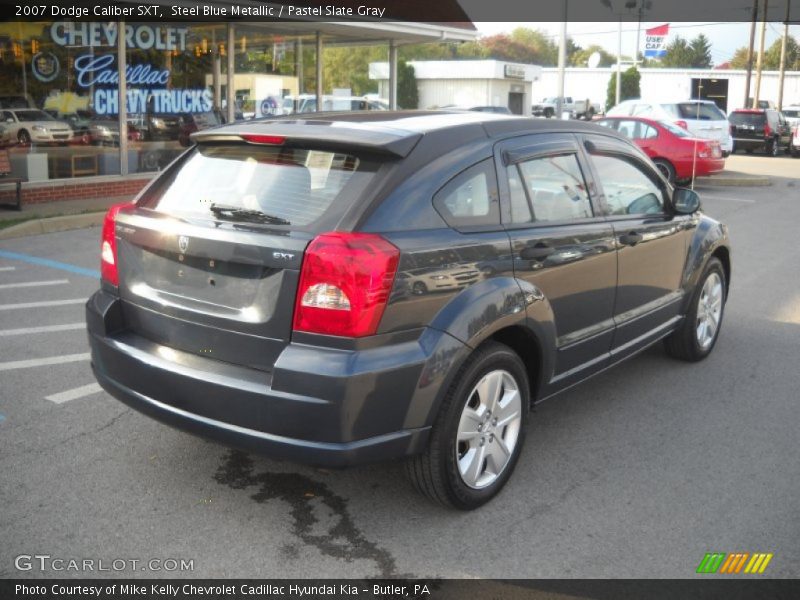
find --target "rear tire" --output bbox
[406,341,529,510]
[544,108,554,119]
[791,146,800,158]
[745,148,754,154]
[653,158,676,184]
[664,257,726,362]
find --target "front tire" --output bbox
[664,257,726,362]
[17,130,30,146]
[406,342,529,510]
[767,138,780,157]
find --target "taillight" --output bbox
[675,120,689,130]
[241,134,286,145]
[293,232,400,337]
[100,202,134,286]
[764,122,772,137]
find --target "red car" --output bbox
[595,116,725,184]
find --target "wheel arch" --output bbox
[482,325,544,404]
[420,277,556,423]
[680,216,731,313]
[712,245,731,294]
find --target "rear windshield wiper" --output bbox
[209,203,291,226]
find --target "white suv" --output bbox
[782,105,800,129]
[607,99,733,156]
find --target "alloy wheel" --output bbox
[456,369,522,489]
[696,272,723,350]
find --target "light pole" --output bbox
[744,0,759,108]
[601,0,623,106]
[753,0,768,108]
[556,0,569,118]
[777,0,791,110]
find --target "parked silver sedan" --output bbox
[1,108,73,145]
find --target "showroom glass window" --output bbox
[0,21,124,180]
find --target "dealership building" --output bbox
[0,15,475,205]
[370,60,542,115]
[537,67,800,112]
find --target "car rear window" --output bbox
[667,103,727,121]
[782,109,799,118]
[729,112,766,126]
[139,144,377,232]
[658,121,691,137]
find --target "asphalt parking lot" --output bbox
[1,154,798,579]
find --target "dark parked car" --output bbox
[178,111,224,147]
[140,113,182,141]
[87,112,731,509]
[729,108,792,156]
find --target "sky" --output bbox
[475,22,799,66]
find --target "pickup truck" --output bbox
[531,97,602,120]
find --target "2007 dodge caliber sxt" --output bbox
[87,111,731,509]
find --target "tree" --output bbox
[470,28,560,66]
[764,36,800,71]
[606,66,641,111]
[570,44,616,68]
[728,36,800,71]
[729,46,750,69]
[397,60,418,109]
[322,45,385,96]
[652,34,713,68]
[660,36,694,68]
[689,34,713,68]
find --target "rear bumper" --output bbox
[87,291,441,467]
[92,361,428,466]
[732,137,767,149]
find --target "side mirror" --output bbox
[672,188,701,214]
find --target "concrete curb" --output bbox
[0,212,105,240]
[694,174,771,187]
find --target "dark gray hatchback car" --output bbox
[87,111,731,509]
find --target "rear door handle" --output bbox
[520,243,556,260]
[619,231,643,246]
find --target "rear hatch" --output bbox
[667,102,730,144]
[113,140,381,372]
[729,111,767,141]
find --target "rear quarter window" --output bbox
[138,144,378,233]
[433,159,500,230]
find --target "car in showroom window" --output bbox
[87,112,731,510]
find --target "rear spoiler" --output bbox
[191,122,422,158]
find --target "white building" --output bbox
[370,60,542,115]
[537,68,800,113]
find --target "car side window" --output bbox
[616,120,643,139]
[641,124,658,139]
[509,153,593,223]
[590,154,665,216]
[433,159,500,229]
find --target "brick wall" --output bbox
[0,175,153,205]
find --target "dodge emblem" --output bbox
[178,235,189,254]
